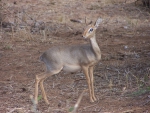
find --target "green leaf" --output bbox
[68,107,74,112]
[38,95,42,101]
[146,87,150,91]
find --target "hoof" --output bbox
[45,101,50,105]
[90,98,95,103]
[93,96,97,101]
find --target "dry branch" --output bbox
[71,89,88,113]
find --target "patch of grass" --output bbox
[3,44,13,50]
[38,95,42,101]
[131,87,150,96]
[68,107,74,112]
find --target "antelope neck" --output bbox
[89,35,101,60]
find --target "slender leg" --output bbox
[82,66,94,102]
[35,67,62,105]
[39,76,50,104]
[34,73,42,104]
[89,66,97,101]
[34,73,48,104]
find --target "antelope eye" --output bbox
[89,28,93,32]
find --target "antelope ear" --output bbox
[94,18,103,29]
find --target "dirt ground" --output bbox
[0,0,150,113]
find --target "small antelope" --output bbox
[35,18,102,104]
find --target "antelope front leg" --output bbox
[82,66,94,102]
[89,66,97,101]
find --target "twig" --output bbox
[70,19,82,23]
[7,108,24,113]
[42,30,46,41]
[30,95,37,113]
[139,99,150,106]
[121,109,134,113]
[11,25,14,40]
[71,89,88,113]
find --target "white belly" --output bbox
[62,64,81,72]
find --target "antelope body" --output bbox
[35,18,103,104]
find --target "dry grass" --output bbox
[1,0,150,42]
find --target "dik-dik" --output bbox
[35,18,103,104]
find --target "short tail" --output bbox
[39,53,44,62]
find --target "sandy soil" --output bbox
[0,0,150,113]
